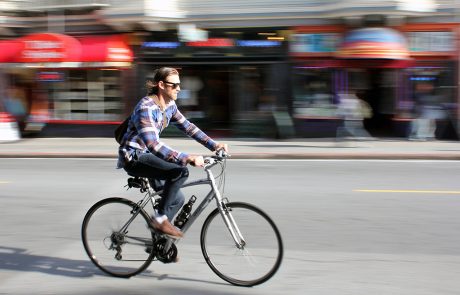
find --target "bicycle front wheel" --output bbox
[81,197,155,278]
[200,202,283,286]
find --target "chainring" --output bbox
[154,238,178,263]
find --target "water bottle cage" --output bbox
[173,195,196,229]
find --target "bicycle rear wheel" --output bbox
[200,202,283,286]
[81,197,155,278]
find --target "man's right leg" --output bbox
[123,153,187,237]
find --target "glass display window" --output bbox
[292,67,336,118]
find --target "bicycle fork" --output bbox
[207,171,246,249]
[219,201,246,249]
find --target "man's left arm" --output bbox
[171,107,219,151]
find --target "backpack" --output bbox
[114,116,130,144]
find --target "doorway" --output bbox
[348,68,398,136]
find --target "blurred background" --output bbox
[0,0,459,140]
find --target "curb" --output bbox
[0,153,459,160]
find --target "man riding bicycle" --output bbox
[116,67,228,238]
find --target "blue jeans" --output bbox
[123,152,188,221]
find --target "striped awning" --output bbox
[336,27,410,60]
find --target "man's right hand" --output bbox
[187,155,204,167]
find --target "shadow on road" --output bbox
[64,286,239,295]
[0,245,113,278]
[0,245,228,286]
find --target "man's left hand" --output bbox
[215,143,228,153]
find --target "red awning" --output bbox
[336,28,410,60]
[0,33,132,66]
[15,33,82,63]
[79,35,133,62]
[335,27,413,69]
[0,40,22,62]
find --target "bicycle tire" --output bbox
[200,202,283,286]
[81,197,155,278]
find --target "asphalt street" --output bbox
[0,158,459,295]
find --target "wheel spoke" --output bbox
[82,198,155,278]
[201,202,283,286]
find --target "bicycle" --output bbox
[81,150,283,287]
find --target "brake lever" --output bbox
[216,149,229,158]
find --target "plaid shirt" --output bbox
[117,96,217,168]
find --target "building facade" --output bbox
[0,0,458,138]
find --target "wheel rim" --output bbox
[201,202,283,286]
[82,198,154,277]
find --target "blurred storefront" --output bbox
[1,1,459,139]
[0,32,134,135]
[335,27,413,137]
[289,25,345,137]
[396,23,458,139]
[290,23,459,139]
[138,28,290,138]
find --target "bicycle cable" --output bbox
[217,159,226,196]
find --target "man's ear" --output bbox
[158,80,165,90]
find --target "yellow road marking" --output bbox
[354,189,460,194]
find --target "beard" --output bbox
[167,92,177,101]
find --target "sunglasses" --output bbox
[163,81,181,89]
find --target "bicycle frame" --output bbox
[127,157,246,249]
[82,153,283,285]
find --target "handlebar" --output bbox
[216,149,229,159]
[204,149,230,167]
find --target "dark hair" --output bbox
[146,67,179,95]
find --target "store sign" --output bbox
[23,40,64,60]
[408,31,455,52]
[17,33,81,63]
[142,41,180,48]
[290,33,339,53]
[236,40,282,47]
[36,71,65,82]
[108,47,132,61]
[186,38,234,47]
[410,76,436,81]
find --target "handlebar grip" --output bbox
[216,149,228,158]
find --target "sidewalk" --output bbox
[0,137,459,160]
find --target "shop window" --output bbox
[49,69,123,121]
[402,65,456,119]
[292,67,336,118]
